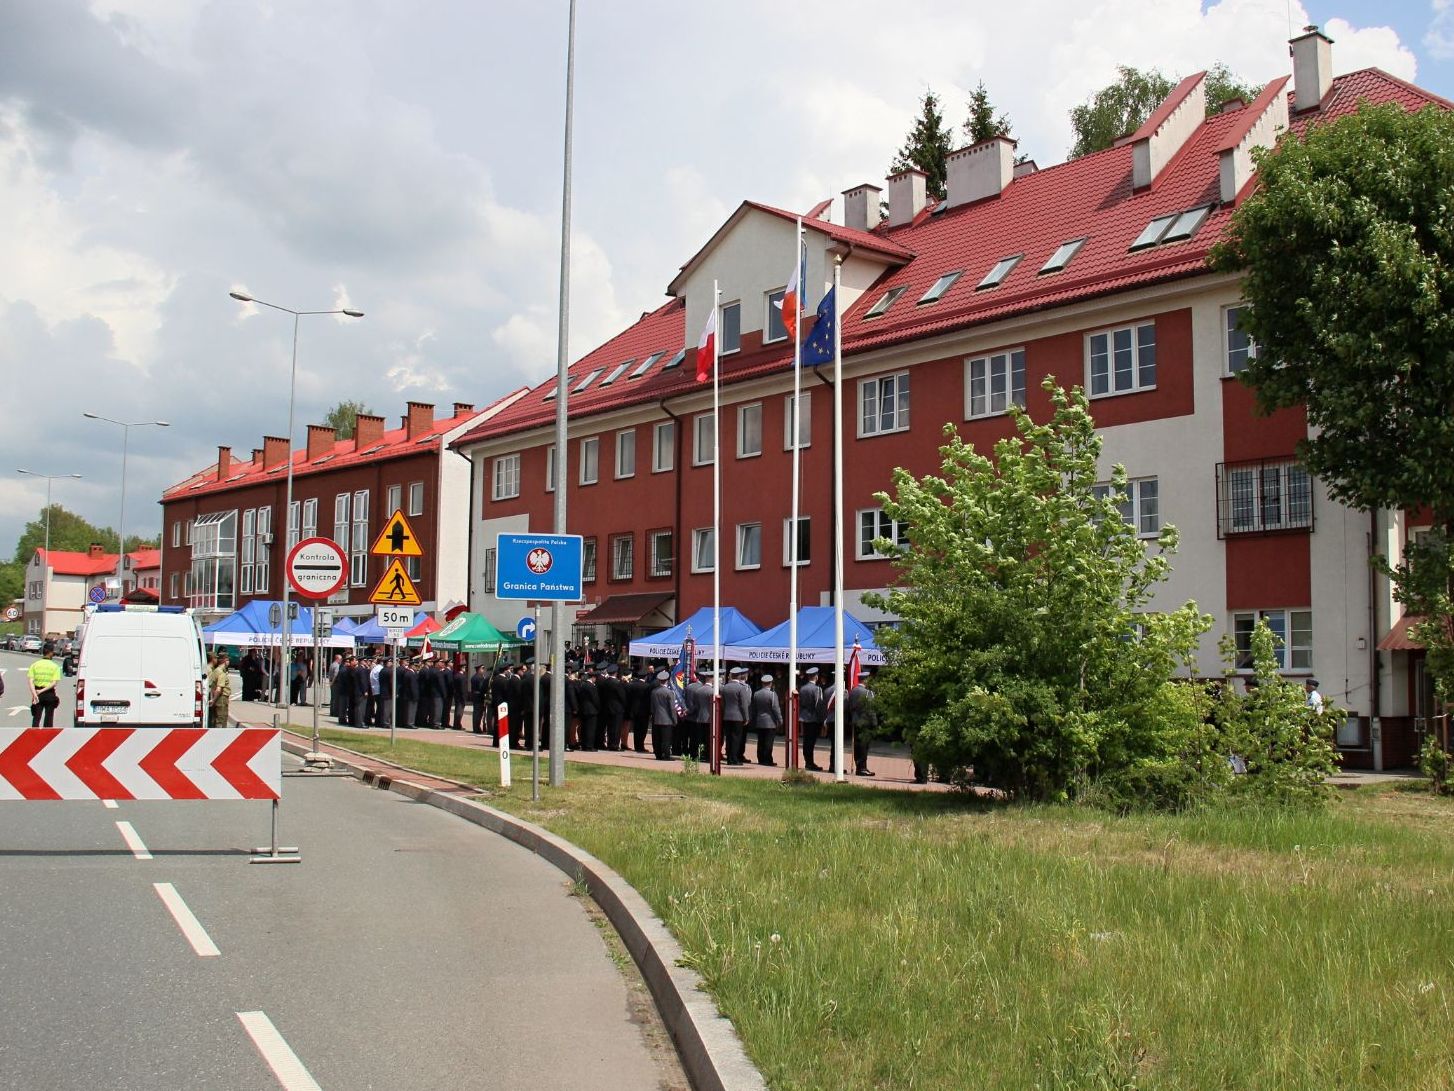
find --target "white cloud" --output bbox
[1430,0,1454,59]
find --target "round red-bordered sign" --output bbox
[286,536,349,599]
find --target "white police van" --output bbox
[74,605,210,727]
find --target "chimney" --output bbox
[262,435,290,470]
[946,136,1016,208]
[354,413,386,449]
[1013,159,1039,179]
[406,401,435,440]
[307,424,336,461]
[216,446,231,482]
[1130,72,1207,190]
[886,169,926,228]
[252,448,264,467]
[88,543,104,559]
[452,401,474,417]
[842,183,883,232]
[1291,26,1333,112]
[1218,77,1291,203]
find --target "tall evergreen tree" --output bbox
[890,90,953,201]
[964,81,1013,145]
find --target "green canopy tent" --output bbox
[413,612,524,654]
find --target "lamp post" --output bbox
[17,469,82,633]
[82,415,169,599]
[229,291,363,723]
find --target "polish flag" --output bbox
[781,254,801,340]
[695,307,717,383]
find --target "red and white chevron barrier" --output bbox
[0,728,281,801]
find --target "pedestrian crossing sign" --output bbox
[369,557,422,606]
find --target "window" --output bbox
[302,498,317,541]
[386,484,402,516]
[918,271,962,304]
[615,430,636,478]
[721,301,741,354]
[351,490,369,587]
[574,367,605,393]
[582,538,597,582]
[1233,609,1313,671]
[580,436,599,485]
[1092,477,1161,537]
[1040,238,1087,274]
[543,382,558,401]
[660,348,686,371]
[1130,213,1178,250]
[254,506,270,593]
[765,288,788,343]
[287,500,300,551]
[630,352,664,379]
[1162,205,1212,243]
[601,361,632,386]
[483,547,496,594]
[169,572,178,599]
[967,348,1027,418]
[186,519,194,545]
[977,254,1023,290]
[858,509,909,559]
[405,555,422,581]
[693,413,715,466]
[407,482,423,517]
[545,445,556,492]
[610,534,634,580]
[865,285,907,319]
[784,391,811,450]
[334,493,350,547]
[783,517,811,567]
[653,421,675,473]
[1088,322,1156,397]
[171,521,181,548]
[492,454,521,500]
[1217,459,1314,536]
[1225,305,1257,375]
[189,510,238,612]
[860,372,911,436]
[737,403,762,458]
[691,528,714,573]
[650,530,673,577]
[737,523,762,569]
[240,508,255,594]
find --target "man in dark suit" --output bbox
[417,659,440,727]
[334,656,358,725]
[450,663,469,729]
[798,666,827,771]
[575,667,601,751]
[598,664,627,750]
[397,660,418,728]
[376,657,394,730]
[625,666,651,753]
[439,658,457,728]
[513,662,532,749]
[473,665,492,735]
[750,674,783,766]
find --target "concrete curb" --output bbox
[282,738,768,1091]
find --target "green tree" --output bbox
[964,81,1013,145]
[324,400,371,441]
[1210,102,1454,707]
[1068,62,1260,159]
[8,505,158,566]
[890,89,953,201]
[0,560,22,606]
[866,380,1211,801]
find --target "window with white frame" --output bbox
[782,517,811,566]
[408,481,424,517]
[652,421,675,473]
[580,436,599,485]
[240,508,256,594]
[860,372,910,436]
[492,454,521,500]
[721,301,741,354]
[1088,322,1156,397]
[1232,609,1313,671]
[546,445,556,492]
[765,288,788,343]
[615,430,636,478]
[784,391,811,450]
[406,555,421,581]
[582,538,597,582]
[169,572,178,599]
[189,510,237,612]
[966,348,1027,418]
[857,508,910,559]
[351,490,369,587]
[333,492,349,554]
[254,506,270,592]
[610,534,634,580]
[301,498,317,541]
[171,521,181,548]
[1225,305,1257,375]
[737,523,762,569]
[386,483,402,516]
[483,547,496,594]
[737,403,762,458]
[691,528,714,572]
[1092,477,1161,537]
[288,500,300,551]
[693,413,715,466]
[649,530,673,577]
[1217,460,1314,536]
[186,519,194,545]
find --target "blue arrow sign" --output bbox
[495,533,583,602]
[516,616,536,641]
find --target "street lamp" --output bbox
[81,414,169,597]
[229,291,364,727]
[16,469,82,634]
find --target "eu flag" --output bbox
[801,286,837,367]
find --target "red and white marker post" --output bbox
[496,702,511,788]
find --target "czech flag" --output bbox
[695,307,716,384]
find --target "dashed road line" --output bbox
[115,820,152,860]
[101,799,119,809]
[153,882,220,957]
[237,1011,323,1091]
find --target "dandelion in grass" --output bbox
[770,933,782,945]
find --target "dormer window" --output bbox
[630,352,664,379]
[601,361,633,386]
[543,382,559,401]
[918,271,962,305]
[1131,213,1179,250]
[865,285,907,319]
[1161,205,1212,243]
[1039,238,1087,274]
[661,348,686,370]
[977,254,1023,290]
[574,367,605,393]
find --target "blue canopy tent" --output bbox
[722,606,886,666]
[202,600,355,648]
[348,610,429,646]
[330,616,359,636]
[628,606,763,661]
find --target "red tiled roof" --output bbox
[1132,71,1207,140]
[39,548,118,577]
[455,67,1443,449]
[129,549,161,571]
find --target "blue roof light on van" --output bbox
[94,604,184,614]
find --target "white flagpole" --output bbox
[712,280,722,772]
[788,218,803,769]
[831,255,846,782]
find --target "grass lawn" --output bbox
[303,728,1454,1090]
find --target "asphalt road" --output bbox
[0,651,673,1090]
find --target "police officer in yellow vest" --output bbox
[28,642,62,727]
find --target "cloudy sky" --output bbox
[1,0,1447,556]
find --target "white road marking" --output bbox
[115,820,152,860]
[6,706,24,717]
[153,882,220,957]
[101,799,119,809]
[236,1011,323,1091]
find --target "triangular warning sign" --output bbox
[370,509,423,557]
[369,558,423,606]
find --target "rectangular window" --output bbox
[865,285,906,319]
[630,352,664,379]
[737,402,762,458]
[171,521,181,548]
[1092,477,1161,537]
[615,430,636,479]
[287,500,300,551]
[545,445,556,492]
[691,528,714,573]
[1040,238,1087,274]
[860,371,911,436]
[652,421,675,473]
[783,517,811,567]
[1217,459,1314,536]
[784,391,811,449]
[721,301,741,354]
[240,508,255,594]
[1225,305,1257,375]
[857,508,910,559]
[351,490,369,587]
[407,482,424,517]
[484,547,496,594]
[186,519,194,545]
[693,413,715,466]
[302,498,317,541]
[169,572,178,599]
[582,538,597,582]
[977,254,1023,290]
[255,507,270,593]
[334,493,349,546]
[919,271,962,305]
[610,534,634,581]
[737,523,762,569]
[1233,609,1313,671]
[649,530,673,577]
[580,436,599,485]
[1088,322,1156,397]
[386,484,402,516]
[405,555,422,581]
[765,288,788,343]
[966,348,1027,418]
[492,454,521,500]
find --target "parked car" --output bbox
[19,635,42,653]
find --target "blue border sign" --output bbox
[496,533,584,602]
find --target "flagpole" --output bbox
[712,280,722,775]
[831,254,846,783]
[788,217,803,771]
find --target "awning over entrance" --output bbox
[1377,613,1425,651]
[575,592,674,627]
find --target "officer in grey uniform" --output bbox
[798,665,827,771]
[720,666,752,765]
[649,670,678,759]
[750,674,783,766]
[848,670,878,777]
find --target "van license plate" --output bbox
[91,702,129,713]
